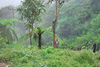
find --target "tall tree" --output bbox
[48,0,64,48]
[17,0,45,45]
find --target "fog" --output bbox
[0,0,100,66]
[0,0,21,9]
[0,0,100,51]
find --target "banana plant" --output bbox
[0,19,21,44]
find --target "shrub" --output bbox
[40,49,48,59]
[75,50,94,64]
[46,46,55,54]
[20,56,29,63]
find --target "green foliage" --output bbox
[61,13,100,50]
[17,0,45,29]
[1,0,100,66]
[56,0,92,37]
[17,0,45,45]
[42,0,100,50]
[47,32,64,45]
[36,27,45,34]
[36,26,52,35]
[0,19,21,26]
[0,44,100,67]
[28,45,34,50]
[40,49,48,59]
[20,56,29,63]
[46,46,55,54]
[0,19,21,46]
[75,50,94,64]
[0,48,34,66]
[47,0,65,8]
[0,33,6,47]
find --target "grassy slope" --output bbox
[0,44,100,67]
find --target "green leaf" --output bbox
[0,19,22,27]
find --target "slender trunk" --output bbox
[53,0,58,48]
[39,34,41,49]
[30,30,32,45]
[53,22,56,48]
[30,23,33,45]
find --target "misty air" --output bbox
[0,0,100,67]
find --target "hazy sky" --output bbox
[0,0,22,9]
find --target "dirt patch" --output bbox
[0,63,8,67]
[0,62,11,67]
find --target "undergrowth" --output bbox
[0,44,100,67]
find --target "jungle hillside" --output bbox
[0,0,100,67]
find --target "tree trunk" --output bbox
[53,21,56,48]
[53,0,58,48]
[38,34,41,49]
[30,23,33,45]
[30,30,32,45]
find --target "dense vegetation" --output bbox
[0,0,100,66]
[42,0,100,50]
[0,45,100,67]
